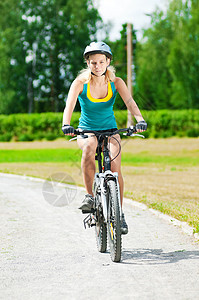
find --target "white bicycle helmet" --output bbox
[83,42,112,60]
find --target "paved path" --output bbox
[0,173,199,300]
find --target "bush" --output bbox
[142,109,199,138]
[0,133,12,142]
[0,110,198,141]
[0,112,63,141]
[18,134,35,142]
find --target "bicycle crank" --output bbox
[83,214,96,229]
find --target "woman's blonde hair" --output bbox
[77,65,116,83]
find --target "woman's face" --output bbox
[87,53,110,77]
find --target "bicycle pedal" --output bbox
[82,208,95,214]
[82,210,91,214]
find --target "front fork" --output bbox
[114,172,122,222]
[97,171,122,223]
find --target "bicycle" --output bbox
[70,126,145,262]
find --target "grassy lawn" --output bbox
[0,137,199,233]
[1,148,199,166]
[0,148,199,165]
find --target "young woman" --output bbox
[62,42,147,234]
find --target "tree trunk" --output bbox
[126,23,133,127]
[28,76,34,114]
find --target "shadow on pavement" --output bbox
[121,248,199,265]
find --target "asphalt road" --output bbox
[0,173,199,300]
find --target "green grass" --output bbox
[122,153,199,166]
[0,149,81,163]
[0,148,199,166]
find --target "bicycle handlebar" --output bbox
[69,126,145,141]
[75,127,137,135]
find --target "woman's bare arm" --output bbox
[114,77,144,122]
[62,79,83,125]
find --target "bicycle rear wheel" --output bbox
[94,182,107,253]
[107,179,121,262]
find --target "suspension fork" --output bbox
[100,172,122,223]
[103,137,122,221]
[113,172,122,222]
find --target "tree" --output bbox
[0,0,26,114]
[0,0,102,114]
[136,0,199,110]
[136,9,173,110]
[167,0,199,108]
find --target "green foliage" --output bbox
[143,109,199,138]
[0,0,102,114]
[0,112,61,141]
[0,110,198,141]
[167,0,199,109]
[136,0,199,110]
[1,0,199,115]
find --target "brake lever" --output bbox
[69,136,78,142]
[123,133,145,138]
[69,134,89,142]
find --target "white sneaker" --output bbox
[79,194,94,211]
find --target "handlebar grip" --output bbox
[74,128,83,135]
[74,129,89,139]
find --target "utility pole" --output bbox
[126,23,133,127]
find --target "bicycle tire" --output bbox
[107,179,122,262]
[94,182,107,253]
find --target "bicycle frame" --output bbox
[94,134,122,223]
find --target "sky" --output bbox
[95,0,168,40]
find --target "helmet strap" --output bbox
[91,68,107,77]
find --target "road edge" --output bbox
[1,172,199,242]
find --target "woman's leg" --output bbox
[77,134,98,196]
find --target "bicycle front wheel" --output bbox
[107,179,121,262]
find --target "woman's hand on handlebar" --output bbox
[62,124,75,136]
[135,120,147,132]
